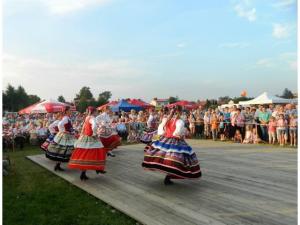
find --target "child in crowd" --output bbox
[252,127,262,144]
[218,115,225,141]
[243,126,253,144]
[277,114,287,146]
[289,114,297,147]
[210,112,218,141]
[268,116,277,145]
[234,130,243,143]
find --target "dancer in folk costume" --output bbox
[96,108,121,157]
[41,112,61,152]
[69,107,107,180]
[46,106,76,171]
[140,108,159,145]
[142,106,202,185]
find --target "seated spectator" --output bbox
[243,126,253,144]
[234,130,243,143]
[252,127,262,144]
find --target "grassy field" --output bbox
[3,146,137,225]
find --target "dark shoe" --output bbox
[96,170,107,174]
[107,152,116,157]
[164,176,174,185]
[54,163,64,171]
[80,172,89,181]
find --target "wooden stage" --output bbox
[27,140,297,225]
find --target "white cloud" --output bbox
[219,42,250,48]
[234,0,256,22]
[272,23,291,39]
[4,0,111,15]
[256,52,297,71]
[272,0,296,8]
[256,58,273,67]
[42,0,111,14]
[3,54,146,100]
[176,42,187,48]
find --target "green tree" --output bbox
[281,88,294,99]
[74,87,97,112]
[168,96,179,104]
[15,86,29,109]
[58,95,66,103]
[28,95,41,105]
[97,91,112,106]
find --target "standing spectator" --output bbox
[229,107,238,140]
[244,107,254,130]
[268,116,277,144]
[218,114,225,141]
[188,113,196,137]
[258,107,270,142]
[210,112,218,141]
[203,111,210,139]
[236,108,245,139]
[289,114,297,147]
[276,114,287,146]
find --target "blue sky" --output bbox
[3,0,297,102]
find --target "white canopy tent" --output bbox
[239,92,297,105]
[220,100,240,109]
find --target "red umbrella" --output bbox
[18,101,42,115]
[166,100,198,110]
[128,99,154,109]
[97,101,118,111]
[28,100,75,113]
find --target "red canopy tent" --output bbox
[127,99,154,109]
[97,101,118,111]
[18,100,76,114]
[166,100,198,110]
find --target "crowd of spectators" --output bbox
[2,103,298,151]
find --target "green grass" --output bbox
[3,146,137,225]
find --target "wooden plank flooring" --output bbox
[27,140,297,225]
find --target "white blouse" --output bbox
[58,116,69,132]
[173,119,186,137]
[48,120,60,134]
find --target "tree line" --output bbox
[2,84,296,113]
[3,85,112,113]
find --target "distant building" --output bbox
[150,98,169,108]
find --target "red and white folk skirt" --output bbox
[68,135,106,171]
[99,132,121,152]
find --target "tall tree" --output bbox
[97,91,112,106]
[74,87,97,112]
[15,86,29,109]
[281,88,294,99]
[28,95,41,105]
[58,95,66,103]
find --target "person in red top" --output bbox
[142,105,201,185]
[69,106,107,181]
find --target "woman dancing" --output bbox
[142,105,202,185]
[46,106,76,171]
[41,112,61,152]
[69,106,107,180]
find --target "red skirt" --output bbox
[68,148,106,171]
[100,135,121,151]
